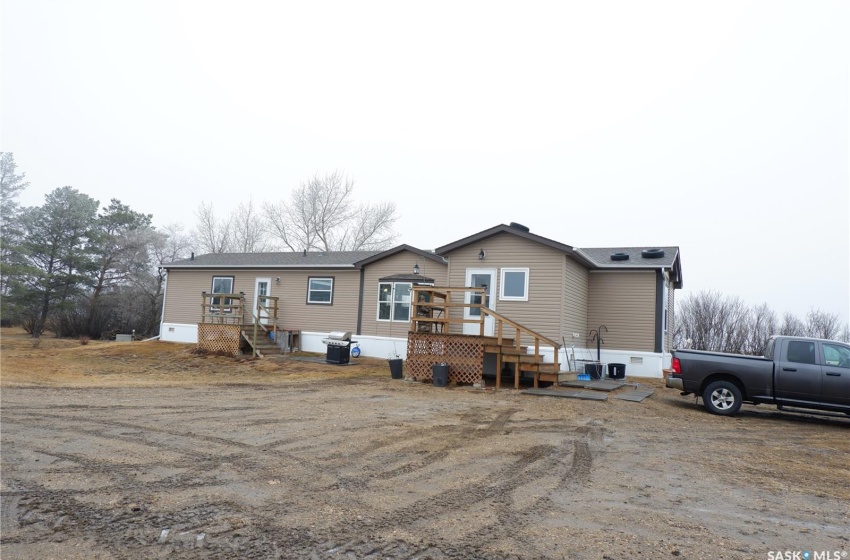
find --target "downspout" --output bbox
[356,266,365,336]
[158,268,169,337]
[654,270,664,354]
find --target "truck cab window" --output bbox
[823,343,850,368]
[786,341,816,365]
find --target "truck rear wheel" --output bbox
[702,380,742,416]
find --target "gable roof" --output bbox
[354,244,446,267]
[434,223,683,288]
[163,250,380,269]
[435,223,578,257]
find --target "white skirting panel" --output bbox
[157,325,666,378]
[301,332,408,360]
[160,323,199,344]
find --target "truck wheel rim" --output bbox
[711,388,735,409]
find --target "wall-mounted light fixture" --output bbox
[413,263,420,275]
[275,277,281,284]
[478,249,485,260]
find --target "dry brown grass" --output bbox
[0,327,389,388]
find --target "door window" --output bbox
[469,274,491,317]
[255,279,270,317]
[823,343,850,368]
[786,341,816,365]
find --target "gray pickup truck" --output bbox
[666,335,850,416]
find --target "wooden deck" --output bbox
[198,292,297,357]
[408,287,562,389]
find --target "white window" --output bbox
[499,268,529,301]
[377,282,412,322]
[307,277,333,304]
[211,276,234,310]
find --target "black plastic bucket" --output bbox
[608,363,626,379]
[432,363,449,387]
[584,362,603,380]
[389,358,403,379]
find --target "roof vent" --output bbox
[641,248,665,259]
[610,252,629,261]
[509,222,530,232]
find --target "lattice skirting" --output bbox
[197,323,242,356]
[406,332,484,384]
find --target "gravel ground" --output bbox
[2,367,849,559]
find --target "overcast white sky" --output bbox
[2,0,848,323]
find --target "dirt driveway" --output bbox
[1,332,848,559]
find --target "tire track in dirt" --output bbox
[3,410,305,463]
[292,443,567,560]
[320,409,521,490]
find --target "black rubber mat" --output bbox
[523,388,609,400]
[614,389,655,402]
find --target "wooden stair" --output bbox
[486,343,562,389]
[241,327,284,357]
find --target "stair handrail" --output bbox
[482,308,560,371]
[482,308,560,348]
[408,285,561,371]
[250,295,280,357]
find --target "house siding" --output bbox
[443,233,566,343]
[359,251,447,337]
[563,256,589,347]
[163,268,362,333]
[587,271,656,352]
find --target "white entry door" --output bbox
[254,278,271,322]
[463,268,496,336]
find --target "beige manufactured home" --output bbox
[160,224,681,377]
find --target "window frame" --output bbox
[306,276,334,305]
[210,276,235,311]
[499,268,529,301]
[376,281,414,323]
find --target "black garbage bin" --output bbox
[608,363,626,379]
[584,362,603,380]
[388,358,403,379]
[432,363,449,387]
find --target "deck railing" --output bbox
[200,292,281,356]
[410,286,560,372]
[200,292,246,324]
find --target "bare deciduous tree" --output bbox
[742,303,777,356]
[676,291,849,354]
[804,308,842,340]
[193,201,233,253]
[231,198,273,253]
[674,290,749,353]
[156,223,193,265]
[265,171,398,251]
[779,312,805,336]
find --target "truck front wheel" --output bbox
[702,380,742,416]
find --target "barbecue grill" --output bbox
[322,331,353,364]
